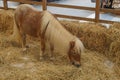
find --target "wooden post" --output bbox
[95,0,100,23]
[42,0,47,10]
[3,0,8,10]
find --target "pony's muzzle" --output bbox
[71,62,81,68]
[75,64,80,68]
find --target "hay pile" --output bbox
[0,10,14,33]
[0,9,120,80]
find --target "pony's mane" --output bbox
[43,11,74,41]
[75,37,84,54]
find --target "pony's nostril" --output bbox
[75,64,80,68]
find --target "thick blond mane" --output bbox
[45,11,73,40]
[75,37,84,54]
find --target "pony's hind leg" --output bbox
[19,29,27,52]
[16,21,26,48]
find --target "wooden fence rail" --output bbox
[1,0,120,24]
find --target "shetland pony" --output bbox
[14,4,84,67]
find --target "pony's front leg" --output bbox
[40,38,46,60]
[49,43,55,61]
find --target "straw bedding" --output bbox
[0,39,119,80]
[0,9,120,80]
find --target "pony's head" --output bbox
[68,38,84,67]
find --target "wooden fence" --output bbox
[1,0,120,24]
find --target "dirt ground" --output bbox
[0,9,120,80]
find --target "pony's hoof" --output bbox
[75,64,81,68]
[26,45,30,48]
[50,57,55,61]
[22,48,27,52]
[39,56,44,61]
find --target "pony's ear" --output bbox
[70,41,75,49]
